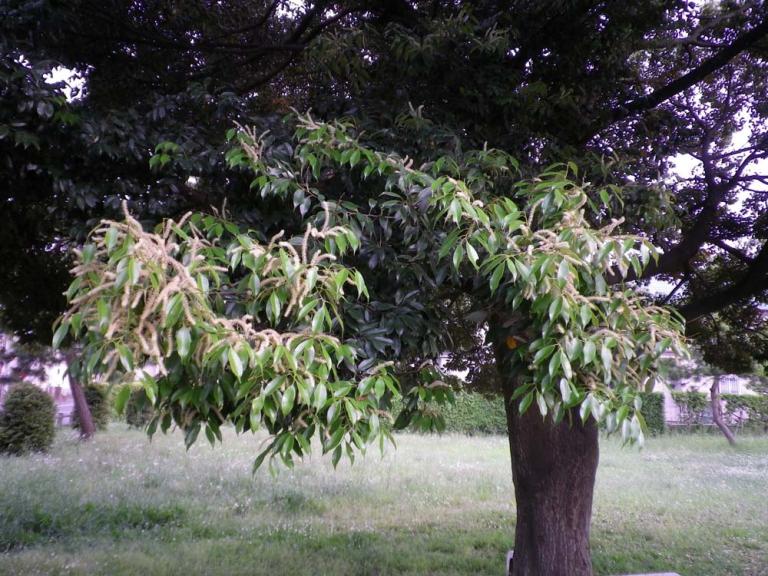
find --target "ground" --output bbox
[0,427,766,576]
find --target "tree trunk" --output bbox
[710,374,736,446]
[66,352,95,440]
[493,330,598,576]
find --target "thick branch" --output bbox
[680,242,768,320]
[711,239,754,264]
[605,16,768,127]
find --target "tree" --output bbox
[57,115,685,575]
[5,1,768,574]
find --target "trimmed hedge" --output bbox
[124,387,154,429]
[390,391,667,436]
[638,392,665,435]
[436,392,507,434]
[390,392,507,435]
[72,384,111,431]
[0,382,56,455]
[388,389,765,435]
[670,391,709,426]
[721,394,768,431]
[670,391,768,432]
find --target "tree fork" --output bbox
[494,327,599,576]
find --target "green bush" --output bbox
[639,392,665,435]
[721,394,768,432]
[72,384,111,431]
[0,382,56,455]
[124,387,154,429]
[671,391,709,426]
[391,390,667,436]
[668,391,768,433]
[390,392,508,435]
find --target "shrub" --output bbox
[638,392,665,435]
[0,382,56,455]
[671,391,709,426]
[391,391,667,436]
[390,392,508,435]
[721,394,768,432]
[72,384,110,431]
[124,387,154,429]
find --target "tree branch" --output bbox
[680,242,768,320]
[606,16,768,127]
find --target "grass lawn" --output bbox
[0,426,766,576]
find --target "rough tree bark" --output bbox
[493,328,599,576]
[710,374,737,446]
[65,350,95,440]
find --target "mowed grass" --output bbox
[0,427,766,576]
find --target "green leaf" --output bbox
[489,262,505,293]
[518,391,534,414]
[579,305,592,327]
[117,344,133,371]
[452,244,464,270]
[583,340,596,365]
[164,294,183,328]
[281,386,296,416]
[263,375,285,396]
[561,353,573,380]
[184,423,200,449]
[548,297,563,321]
[548,350,562,377]
[559,378,573,404]
[228,347,244,379]
[325,426,345,454]
[52,322,69,349]
[114,386,131,415]
[600,345,612,373]
[267,292,282,324]
[143,376,157,404]
[176,327,192,359]
[313,382,327,409]
[105,228,118,252]
[465,242,479,268]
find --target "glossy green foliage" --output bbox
[238,113,686,445]
[0,382,56,455]
[57,200,398,469]
[58,112,686,460]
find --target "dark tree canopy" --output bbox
[2,1,767,362]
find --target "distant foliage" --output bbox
[124,387,154,429]
[671,391,768,433]
[392,391,668,436]
[0,382,55,455]
[671,392,709,426]
[72,384,110,431]
[638,393,665,435]
[721,394,768,432]
[391,392,507,435]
